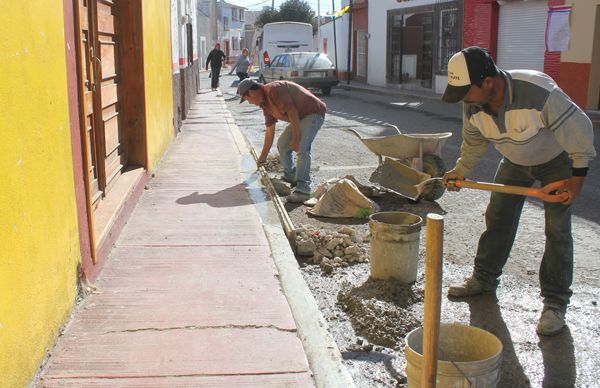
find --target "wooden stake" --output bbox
[422,213,444,388]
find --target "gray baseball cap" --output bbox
[238,79,261,103]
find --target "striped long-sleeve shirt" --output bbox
[455,69,596,177]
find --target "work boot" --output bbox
[536,307,566,336]
[286,190,310,203]
[279,175,297,187]
[447,276,497,298]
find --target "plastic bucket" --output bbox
[405,323,503,388]
[368,211,423,283]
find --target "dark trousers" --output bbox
[473,152,573,310]
[236,72,249,81]
[211,66,221,89]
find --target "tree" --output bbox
[255,9,280,28]
[255,0,317,31]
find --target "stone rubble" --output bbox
[294,224,371,274]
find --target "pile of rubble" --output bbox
[294,225,370,274]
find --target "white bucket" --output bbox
[368,211,423,283]
[405,323,503,388]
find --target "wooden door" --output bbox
[78,0,126,207]
[96,0,126,194]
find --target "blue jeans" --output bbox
[473,152,573,311]
[277,114,324,194]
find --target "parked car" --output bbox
[258,52,339,96]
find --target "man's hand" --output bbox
[558,176,585,205]
[442,169,465,192]
[291,137,299,152]
[256,156,267,168]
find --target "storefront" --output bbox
[386,0,462,91]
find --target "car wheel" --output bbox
[321,86,331,96]
[259,75,266,84]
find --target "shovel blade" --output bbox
[369,158,431,200]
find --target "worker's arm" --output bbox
[257,124,276,167]
[287,107,301,152]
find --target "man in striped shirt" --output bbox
[441,46,596,336]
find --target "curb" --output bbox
[224,97,356,388]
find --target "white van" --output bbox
[256,22,314,70]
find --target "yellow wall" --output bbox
[142,0,176,172]
[0,2,80,387]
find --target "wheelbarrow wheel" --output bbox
[420,180,446,201]
[422,154,446,178]
[420,155,446,201]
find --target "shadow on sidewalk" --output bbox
[176,183,266,208]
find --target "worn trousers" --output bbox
[473,152,573,311]
[210,66,221,89]
[277,114,324,194]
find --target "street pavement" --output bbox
[37,89,353,387]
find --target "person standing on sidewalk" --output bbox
[205,43,226,91]
[238,79,326,203]
[441,46,596,336]
[229,48,250,81]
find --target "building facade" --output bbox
[218,0,247,64]
[464,0,600,110]
[1,1,180,386]
[171,0,201,131]
[368,0,463,93]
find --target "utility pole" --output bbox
[346,0,352,84]
[317,0,321,52]
[210,0,218,45]
[332,0,338,69]
[272,0,275,11]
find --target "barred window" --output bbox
[438,8,459,72]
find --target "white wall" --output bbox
[368,0,437,87]
[319,15,349,71]
[170,0,180,74]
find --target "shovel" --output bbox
[447,179,570,203]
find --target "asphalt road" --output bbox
[219,74,600,387]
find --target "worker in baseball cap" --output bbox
[441,46,596,337]
[442,46,498,103]
[237,78,326,203]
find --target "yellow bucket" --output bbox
[405,323,503,387]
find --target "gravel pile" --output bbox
[295,225,371,274]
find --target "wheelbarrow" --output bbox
[346,126,452,201]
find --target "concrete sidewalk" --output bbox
[39,90,352,387]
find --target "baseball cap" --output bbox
[238,79,261,103]
[442,46,498,103]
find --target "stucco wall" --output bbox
[560,0,600,109]
[320,15,349,71]
[143,0,176,172]
[561,0,599,63]
[0,2,80,387]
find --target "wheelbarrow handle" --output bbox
[448,179,570,203]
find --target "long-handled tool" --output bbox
[448,179,570,203]
[422,214,444,387]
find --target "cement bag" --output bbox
[307,178,379,218]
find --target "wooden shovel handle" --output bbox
[450,179,570,203]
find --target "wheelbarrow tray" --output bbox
[357,132,452,160]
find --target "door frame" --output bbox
[71,0,148,278]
